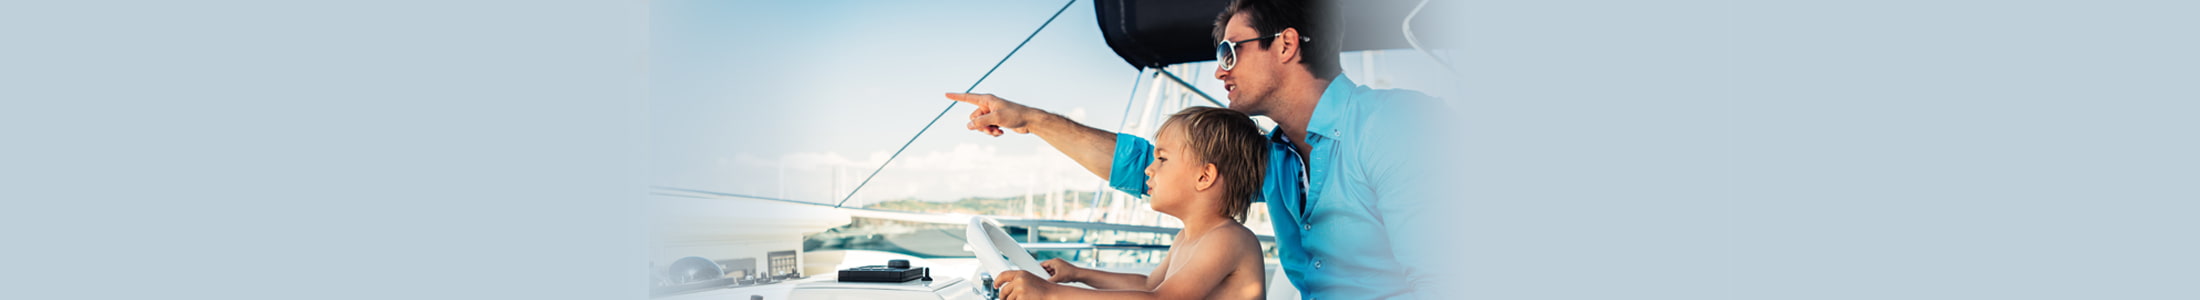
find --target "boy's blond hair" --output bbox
[1160,107,1269,223]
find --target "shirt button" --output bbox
[1314,260,1322,269]
[1302,224,1311,231]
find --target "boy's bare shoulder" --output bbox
[1198,223,1264,253]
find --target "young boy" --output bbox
[993,107,1270,300]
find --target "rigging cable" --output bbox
[1089,67,1151,222]
[1157,68,1225,107]
[835,0,1080,208]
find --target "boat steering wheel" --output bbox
[966,216,1088,298]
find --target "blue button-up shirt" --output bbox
[1106,75,1462,299]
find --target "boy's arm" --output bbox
[1049,229,1260,300]
[1061,270,1152,291]
[1045,258,1158,290]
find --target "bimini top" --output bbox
[1093,0,1457,69]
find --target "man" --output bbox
[949,0,1463,298]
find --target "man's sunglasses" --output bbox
[1215,32,1310,71]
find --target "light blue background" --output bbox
[3,0,2193,299]
[1,1,645,299]
[1430,0,2196,298]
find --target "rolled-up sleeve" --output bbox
[1107,133,1153,197]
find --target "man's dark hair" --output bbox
[1213,0,1342,80]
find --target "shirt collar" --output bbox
[1305,74,1358,140]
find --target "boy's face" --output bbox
[1144,126,1216,217]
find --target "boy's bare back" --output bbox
[1146,221,1267,300]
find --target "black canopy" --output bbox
[1093,0,1458,69]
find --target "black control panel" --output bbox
[836,259,930,283]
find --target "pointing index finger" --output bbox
[944,93,987,105]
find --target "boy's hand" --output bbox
[994,270,1054,300]
[1038,258,1083,283]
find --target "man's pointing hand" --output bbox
[947,93,1040,137]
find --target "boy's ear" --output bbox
[1195,163,1219,191]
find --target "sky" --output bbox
[650,0,1462,206]
[651,0,1155,206]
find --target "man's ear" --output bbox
[1195,163,1219,191]
[1276,27,1301,65]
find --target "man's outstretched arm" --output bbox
[947,93,1152,197]
[1023,109,1120,179]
